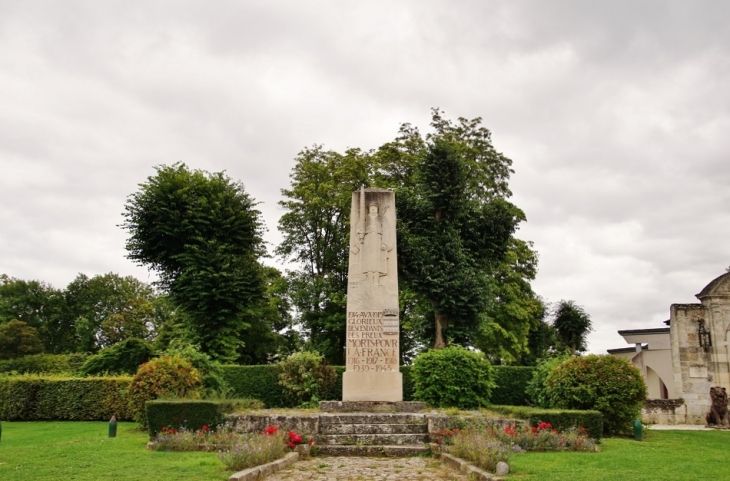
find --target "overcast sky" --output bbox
[1,1,729,355]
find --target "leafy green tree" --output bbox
[121,163,267,362]
[0,275,71,353]
[395,117,525,349]
[64,273,158,352]
[237,266,300,364]
[0,319,44,359]
[276,147,371,364]
[552,300,593,354]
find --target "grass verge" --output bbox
[508,430,729,481]
[0,421,229,481]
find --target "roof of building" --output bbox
[697,271,730,299]
[607,344,648,354]
[617,328,670,336]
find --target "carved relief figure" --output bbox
[705,386,729,427]
[352,201,392,286]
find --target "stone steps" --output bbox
[316,412,429,455]
[321,423,427,435]
[318,433,429,445]
[316,444,430,456]
[320,413,428,425]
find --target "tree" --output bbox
[121,163,267,362]
[0,274,72,353]
[276,147,371,364]
[64,273,158,352]
[395,113,527,349]
[552,300,593,353]
[0,319,44,359]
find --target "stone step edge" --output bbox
[228,451,299,481]
[437,451,504,481]
[320,424,428,434]
[319,413,428,425]
[316,444,430,456]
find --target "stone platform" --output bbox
[319,401,427,413]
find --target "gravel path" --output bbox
[264,456,470,481]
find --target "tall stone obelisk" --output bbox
[342,186,402,402]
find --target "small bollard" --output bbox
[633,418,643,441]
[109,415,117,438]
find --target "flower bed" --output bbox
[439,422,598,473]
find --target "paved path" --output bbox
[265,456,470,481]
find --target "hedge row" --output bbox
[489,405,603,441]
[0,375,132,421]
[221,365,533,407]
[145,399,257,440]
[0,353,89,375]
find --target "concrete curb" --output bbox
[228,452,299,481]
[438,452,503,481]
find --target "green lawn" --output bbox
[509,429,730,481]
[1,422,728,481]
[0,421,229,481]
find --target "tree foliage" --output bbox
[277,110,541,360]
[552,300,593,354]
[65,273,159,352]
[277,147,371,364]
[78,337,155,376]
[0,274,71,353]
[121,163,267,362]
[0,319,44,359]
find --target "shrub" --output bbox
[127,354,202,427]
[0,375,132,420]
[0,353,89,375]
[277,351,336,408]
[79,338,155,376]
[546,354,647,435]
[162,343,228,395]
[525,354,570,408]
[411,346,494,409]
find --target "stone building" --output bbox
[609,271,730,424]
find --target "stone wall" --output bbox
[641,399,686,425]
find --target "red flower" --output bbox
[167,428,174,434]
[201,425,210,432]
[308,438,314,446]
[160,426,167,432]
[286,441,296,449]
[263,425,279,436]
[537,422,552,431]
[288,431,303,444]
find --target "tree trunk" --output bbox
[434,312,448,349]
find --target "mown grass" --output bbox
[0,421,229,481]
[508,429,729,481]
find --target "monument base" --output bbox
[342,371,402,402]
[319,400,426,413]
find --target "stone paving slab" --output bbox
[263,456,471,480]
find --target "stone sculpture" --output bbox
[705,386,728,427]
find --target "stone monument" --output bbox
[341,186,402,402]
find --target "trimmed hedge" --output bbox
[490,366,534,406]
[489,405,603,441]
[221,364,528,407]
[0,353,89,375]
[146,399,248,440]
[0,375,132,421]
